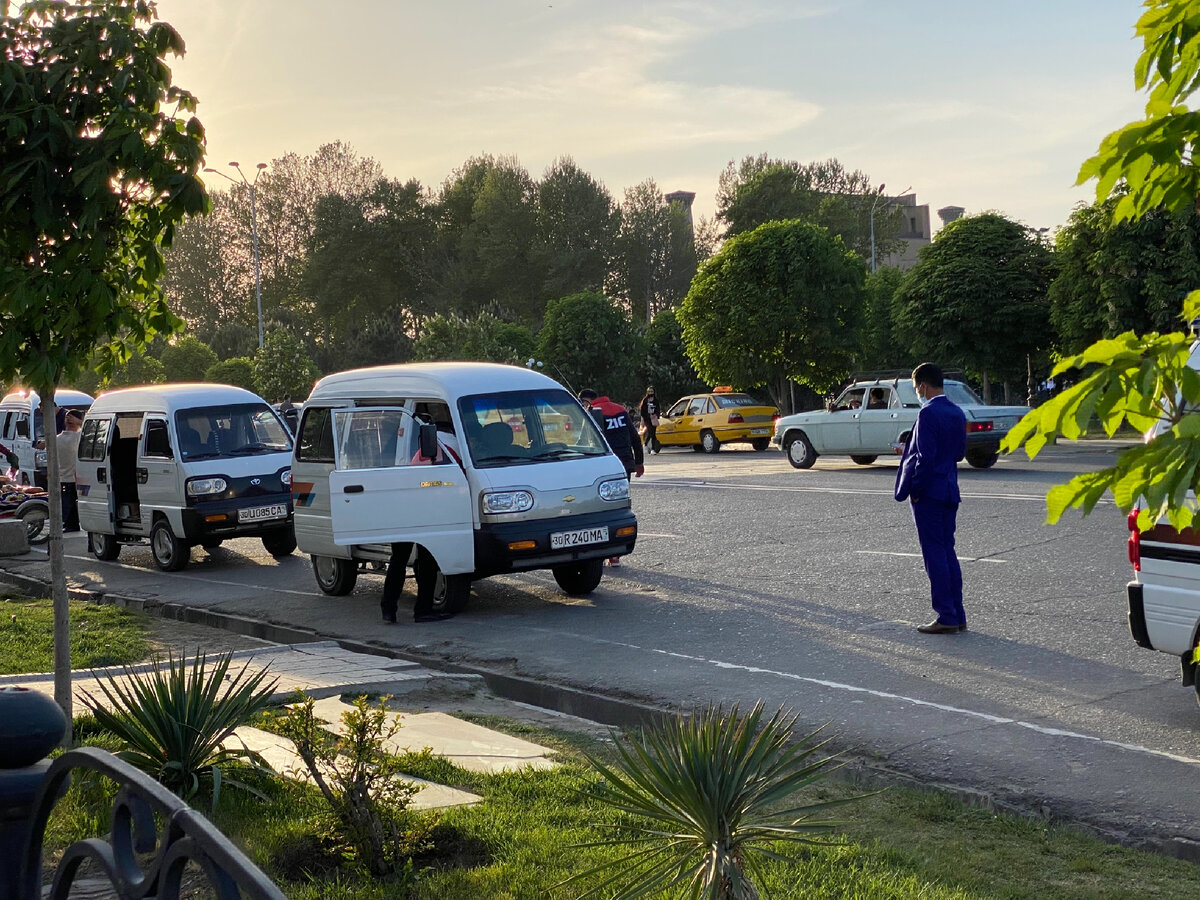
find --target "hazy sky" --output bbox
[155,0,1146,234]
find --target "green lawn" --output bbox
[0,591,151,674]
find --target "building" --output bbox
[881,193,932,271]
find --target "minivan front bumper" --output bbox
[181,493,294,541]
[474,508,637,576]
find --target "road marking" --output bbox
[856,550,1008,564]
[637,532,682,539]
[638,478,1099,505]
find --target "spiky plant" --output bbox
[79,651,278,807]
[565,702,857,900]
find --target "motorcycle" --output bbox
[0,489,49,545]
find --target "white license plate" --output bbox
[238,504,287,523]
[550,526,609,549]
[750,428,770,435]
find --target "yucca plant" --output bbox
[79,651,279,807]
[564,702,859,900]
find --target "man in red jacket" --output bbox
[580,388,644,566]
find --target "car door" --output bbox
[817,387,865,452]
[687,396,716,443]
[655,398,693,446]
[137,416,178,527]
[855,386,903,453]
[326,408,474,575]
[77,415,115,533]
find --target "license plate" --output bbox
[550,526,609,549]
[750,428,770,435]
[238,504,287,523]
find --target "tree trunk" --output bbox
[41,393,72,740]
[1003,381,1012,404]
[981,372,991,405]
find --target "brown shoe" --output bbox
[917,619,964,634]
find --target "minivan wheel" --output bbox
[150,520,189,572]
[90,532,120,561]
[431,571,471,614]
[553,559,604,596]
[262,527,297,557]
[312,555,358,596]
[966,449,999,469]
[700,430,721,454]
[784,432,817,469]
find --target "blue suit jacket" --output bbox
[894,394,966,504]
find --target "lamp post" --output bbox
[869,184,910,273]
[204,161,268,349]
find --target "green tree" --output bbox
[160,334,218,383]
[893,213,1054,401]
[101,354,167,390]
[205,357,257,392]
[0,0,206,721]
[1006,0,1200,531]
[1049,195,1200,353]
[639,309,707,406]
[537,157,618,298]
[609,180,697,325]
[413,309,534,365]
[535,292,642,401]
[252,331,320,402]
[857,266,912,371]
[678,220,865,410]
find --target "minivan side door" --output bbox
[138,416,178,528]
[326,408,474,575]
[77,415,115,533]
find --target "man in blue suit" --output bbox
[895,363,968,634]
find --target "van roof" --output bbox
[309,362,565,402]
[0,388,93,408]
[88,383,266,413]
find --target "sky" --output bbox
[155,0,1148,235]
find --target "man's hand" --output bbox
[634,465,645,478]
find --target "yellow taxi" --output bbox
[655,387,779,453]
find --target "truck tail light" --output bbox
[728,412,744,424]
[1128,508,1141,571]
[966,421,994,433]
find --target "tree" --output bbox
[1005,0,1200,531]
[205,357,256,392]
[537,157,618,299]
[535,292,642,401]
[858,266,913,371]
[252,331,320,402]
[413,309,534,365]
[893,213,1055,400]
[608,180,697,325]
[0,0,207,722]
[678,220,865,411]
[101,353,167,389]
[639,309,707,405]
[716,155,902,259]
[161,334,218,382]
[1049,195,1200,353]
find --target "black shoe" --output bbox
[917,619,964,634]
[382,611,397,624]
[414,612,454,623]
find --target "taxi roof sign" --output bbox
[712,386,734,393]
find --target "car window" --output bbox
[712,393,760,408]
[896,382,921,408]
[687,397,708,415]
[142,418,173,459]
[833,388,866,411]
[667,399,690,418]
[175,403,292,459]
[458,389,608,469]
[944,382,984,405]
[866,387,892,410]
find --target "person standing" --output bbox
[580,388,644,566]
[894,363,967,634]
[638,386,661,455]
[381,542,450,624]
[57,410,83,533]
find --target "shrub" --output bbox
[205,356,256,392]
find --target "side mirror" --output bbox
[418,422,439,461]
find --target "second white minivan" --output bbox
[0,387,93,487]
[77,384,295,571]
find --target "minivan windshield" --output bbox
[458,389,609,468]
[174,403,292,460]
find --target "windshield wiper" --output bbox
[182,451,220,460]
[477,453,530,463]
[529,448,602,460]
[228,443,273,455]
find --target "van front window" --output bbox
[458,389,609,468]
[174,404,292,460]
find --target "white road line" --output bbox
[638,478,1095,505]
[856,550,1008,564]
[637,532,682,538]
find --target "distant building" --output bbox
[881,193,932,271]
[938,205,965,226]
[663,190,696,236]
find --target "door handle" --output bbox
[136,467,148,484]
[97,469,107,484]
[343,484,364,494]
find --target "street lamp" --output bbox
[204,161,268,349]
[869,184,910,273]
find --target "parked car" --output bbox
[771,377,1028,469]
[655,389,779,453]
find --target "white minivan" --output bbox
[77,384,296,571]
[292,362,638,612]
[0,388,93,487]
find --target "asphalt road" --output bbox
[7,440,1200,853]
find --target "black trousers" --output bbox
[61,482,79,531]
[381,542,438,618]
[642,422,658,451]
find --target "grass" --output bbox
[40,708,1200,899]
[0,591,151,674]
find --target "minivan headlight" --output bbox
[186,476,228,497]
[599,478,630,501]
[482,490,534,514]
[281,468,292,486]
[35,450,47,467]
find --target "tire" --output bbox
[966,450,999,469]
[20,506,48,544]
[312,555,358,596]
[751,438,770,451]
[262,527,297,557]
[691,444,704,452]
[431,570,471,614]
[90,531,120,561]
[850,455,877,466]
[150,519,189,572]
[553,559,605,596]
[201,539,223,551]
[783,432,817,469]
[700,430,721,454]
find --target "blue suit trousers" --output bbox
[911,499,964,627]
